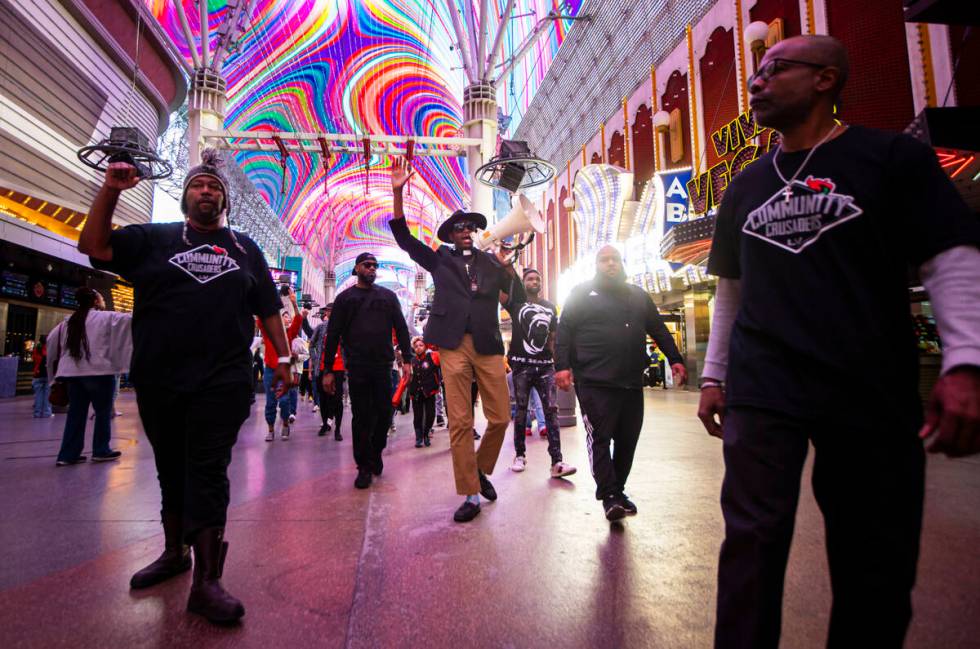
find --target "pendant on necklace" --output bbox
[782,184,794,203]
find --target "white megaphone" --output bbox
[473,193,546,259]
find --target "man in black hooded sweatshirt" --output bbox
[556,245,687,521]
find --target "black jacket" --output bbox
[390,217,523,355]
[409,350,442,398]
[322,284,412,373]
[556,278,683,389]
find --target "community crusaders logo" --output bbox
[169,244,240,283]
[741,176,863,253]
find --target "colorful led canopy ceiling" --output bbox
[147,0,581,271]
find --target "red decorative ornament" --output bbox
[362,137,371,195]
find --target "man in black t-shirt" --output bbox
[79,151,292,625]
[321,252,412,489]
[504,268,576,479]
[698,36,980,649]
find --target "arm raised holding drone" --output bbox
[80,162,140,261]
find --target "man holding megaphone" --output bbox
[389,158,523,523]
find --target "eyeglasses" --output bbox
[453,221,477,233]
[360,261,378,268]
[749,58,827,85]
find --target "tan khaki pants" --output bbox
[439,335,510,495]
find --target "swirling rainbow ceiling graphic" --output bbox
[147,0,580,274]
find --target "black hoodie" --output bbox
[555,278,683,389]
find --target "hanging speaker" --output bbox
[77,127,173,180]
[475,140,556,193]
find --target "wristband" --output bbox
[277,356,292,365]
[700,380,724,390]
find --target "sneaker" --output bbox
[288,414,296,425]
[539,427,548,438]
[354,469,372,489]
[55,455,87,466]
[603,495,627,522]
[281,426,291,441]
[550,461,577,478]
[424,435,431,447]
[92,450,122,462]
[415,439,424,448]
[312,405,320,413]
[477,470,497,501]
[334,431,343,441]
[317,426,327,437]
[524,427,533,437]
[265,429,275,442]
[621,494,638,516]
[510,456,527,472]
[453,500,481,523]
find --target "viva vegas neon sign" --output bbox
[687,110,779,215]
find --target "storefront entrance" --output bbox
[4,303,37,360]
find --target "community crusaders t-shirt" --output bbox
[91,222,281,392]
[708,126,979,420]
[506,297,558,365]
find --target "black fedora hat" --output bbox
[437,209,487,243]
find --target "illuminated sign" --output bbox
[687,111,778,214]
[655,169,694,231]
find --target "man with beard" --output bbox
[698,36,980,649]
[504,268,576,479]
[388,159,520,523]
[79,151,291,624]
[556,245,686,521]
[321,253,412,489]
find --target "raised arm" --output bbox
[389,158,439,271]
[79,162,141,260]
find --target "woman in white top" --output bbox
[47,288,132,465]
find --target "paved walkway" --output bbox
[0,389,977,648]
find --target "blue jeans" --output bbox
[263,367,290,425]
[57,375,115,461]
[32,378,51,417]
[289,386,299,416]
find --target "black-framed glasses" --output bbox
[749,58,827,85]
[453,221,477,233]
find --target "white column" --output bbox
[462,82,497,217]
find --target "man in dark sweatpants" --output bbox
[556,245,686,521]
[322,252,412,489]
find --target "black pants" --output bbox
[316,370,346,433]
[575,385,644,500]
[412,393,435,442]
[347,368,392,473]
[135,383,251,543]
[715,407,925,649]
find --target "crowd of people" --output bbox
[22,34,979,649]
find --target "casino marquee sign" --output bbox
[661,110,777,265]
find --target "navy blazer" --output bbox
[390,217,523,355]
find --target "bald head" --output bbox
[595,245,625,284]
[750,35,850,131]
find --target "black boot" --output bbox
[130,511,191,589]
[187,528,245,624]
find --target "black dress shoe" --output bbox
[603,495,627,522]
[354,470,372,489]
[478,471,497,501]
[621,495,638,515]
[453,500,481,523]
[334,432,343,441]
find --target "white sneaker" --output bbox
[312,405,319,413]
[550,462,577,479]
[282,425,291,441]
[288,414,296,425]
[510,456,527,472]
[265,429,275,442]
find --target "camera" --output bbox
[301,293,314,310]
[279,285,291,297]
